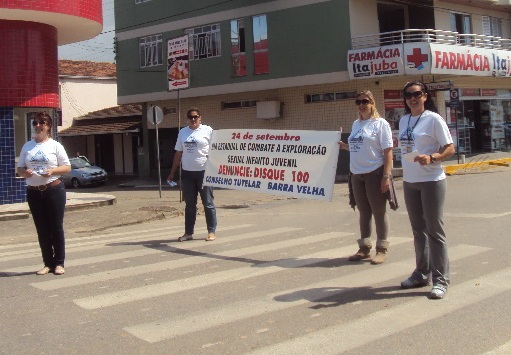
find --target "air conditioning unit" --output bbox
[256,101,281,119]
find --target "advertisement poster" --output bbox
[203,129,340,201]
[167,35,189,91]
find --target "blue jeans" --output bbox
[181,170,217,235]
[26,181,67,268]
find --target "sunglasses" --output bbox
[404,91,424,99]
[32,120,47,126]
[355,99,371,106]
[187,115,200,119]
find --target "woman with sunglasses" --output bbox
[339,90,393,264]
[167,107,217,242]
[16,112,71,275]
[399,81,454,299]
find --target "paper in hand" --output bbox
[404,150,420,163]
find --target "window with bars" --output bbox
[185,24,221,60]
[139,34,163,68]
[482,16,502,38]
[221,100,257,110]
[305,91,358,103]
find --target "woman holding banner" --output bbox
[167,107,217,242]
[339,90,394,264]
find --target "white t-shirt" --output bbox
[174,124,213,171]
[17,139,71,186]
[398,110,453,182]
[348,117,393,174]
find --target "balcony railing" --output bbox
[351,29,511,51]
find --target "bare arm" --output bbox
[381,147,393,192]
[167,151,183,180]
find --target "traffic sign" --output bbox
[450,89,460,103]
[147,105,163,125]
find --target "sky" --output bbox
[58,0,116,63]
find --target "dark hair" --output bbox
[34,111,53,136]
[186,107,201,117]
[403,81,438,114]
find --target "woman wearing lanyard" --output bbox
[17,112,71,275]
[398,81,454,299]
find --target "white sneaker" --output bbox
[429,285,447,299]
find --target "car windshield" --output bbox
[70,158,91,169]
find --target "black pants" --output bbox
[27,181,67,268]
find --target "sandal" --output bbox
[178,234,193,242]
[54,265,65,275]
[36,266,52,275]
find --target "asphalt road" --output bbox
[1,167,510,354]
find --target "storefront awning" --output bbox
[58,118,140,136]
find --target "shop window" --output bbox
[185,24,221,60]
[139,34,163,68]
[253,15,269,74]
[231,19,247,77]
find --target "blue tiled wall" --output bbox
[0,107,27,204]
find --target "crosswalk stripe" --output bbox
[73,231,366,310]
[123,244,490,343]
[31,227,308,290]
[483,340,511,355]
[0,224,254,266]
[246,267,511,355]
[0,225,186,251]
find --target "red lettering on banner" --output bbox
[434,50,490,72]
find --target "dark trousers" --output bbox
[26,181,66,268]
[181,170,217,235]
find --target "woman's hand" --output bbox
[338,141,349,150]
[380,176,390,193]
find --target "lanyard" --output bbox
[406,110,425,140]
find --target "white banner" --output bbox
[203,129,341,201]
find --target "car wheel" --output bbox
[71,178,81,189]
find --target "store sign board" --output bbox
[429,43,511,77]
[347,45,405,79]
[403,43,432,75]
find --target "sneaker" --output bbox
[205,232,216,241]
[36,266,52,275]
[178,234,193,242]
[429,285,447,299]
[400,277,429,289]
[54,265,65,275]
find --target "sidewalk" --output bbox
[0,192,116,221]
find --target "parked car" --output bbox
[62,157,108,188]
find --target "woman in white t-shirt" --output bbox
[16,112,71,276]
[398,81,454,299]
[339,90,394,264]
[167,107,217,242]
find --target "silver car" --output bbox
[62,157,108,188]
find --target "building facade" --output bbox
[114,0,511,179]
[0,1,103,204]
